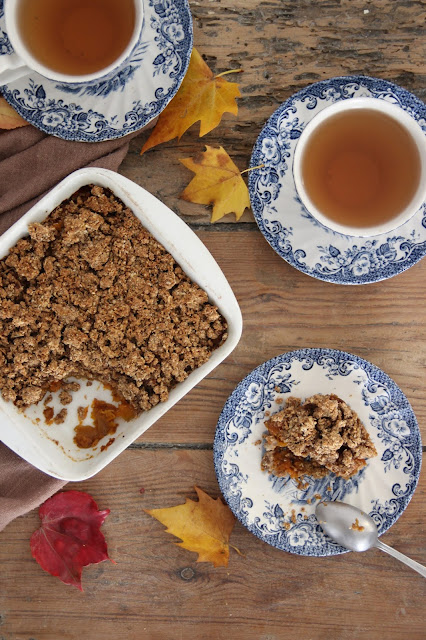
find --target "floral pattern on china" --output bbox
[213,348,421,556]
[249,76,426,284]
[0,0,193,141]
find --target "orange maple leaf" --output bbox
[180,145,251,222]
[0,97,29,130]
[140,48,241,154]
[145,486,237,567]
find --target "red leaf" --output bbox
[30,490,112,591]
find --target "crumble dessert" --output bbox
[0,185,228,436]
[261,394,377,480]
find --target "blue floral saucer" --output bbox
[0,0,192,142]
[213,348,421,556]
[249,76,426,285]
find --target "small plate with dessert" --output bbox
[213,348,421,556]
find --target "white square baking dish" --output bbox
[0,168,242,481]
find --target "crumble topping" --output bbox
[0,185,228,422]
[53,408,68,425]
[59,390,73,406]
[261,394,377,480]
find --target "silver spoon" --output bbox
[315,500,426,578]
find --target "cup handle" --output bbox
[0,52,30,85]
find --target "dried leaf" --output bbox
[30,490,112,591]
[180,145,250,222]
[145,486,236,567]
[140,48,241,154]
[0,97,29,129]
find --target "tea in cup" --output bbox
[0,0,144,85]
[293,97,426,237]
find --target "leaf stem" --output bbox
[215,69,244,78]
[230,544,245,557]
[240,164,264,175]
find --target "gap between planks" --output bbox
[190,222,258,231]
[128,443,426,452]
[128,442,213,450]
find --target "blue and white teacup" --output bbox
[293,97,426,237]
[0,0,144,86]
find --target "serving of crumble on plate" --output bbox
[213,348,421,556]
[261,394,377,481]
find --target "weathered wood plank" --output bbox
[0,449,424,640]
[139,230,426,443]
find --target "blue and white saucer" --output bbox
[0,0,192,142]
[249,76,426,285]
[213,348,421,556]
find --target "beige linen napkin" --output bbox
[0,123,142,531]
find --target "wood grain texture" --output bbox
[0,450,425,640]
[140,231,426,444]
[1,0,425,638]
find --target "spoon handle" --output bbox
[375,540,426,578]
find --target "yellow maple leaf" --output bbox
[145,486,237,567]
[0,97,29,130]
[140,48,241,154]
[180,145,251,222]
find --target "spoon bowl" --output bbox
[315,500,378,552]
[316,501,426,578]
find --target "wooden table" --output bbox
[1,1,425,638]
